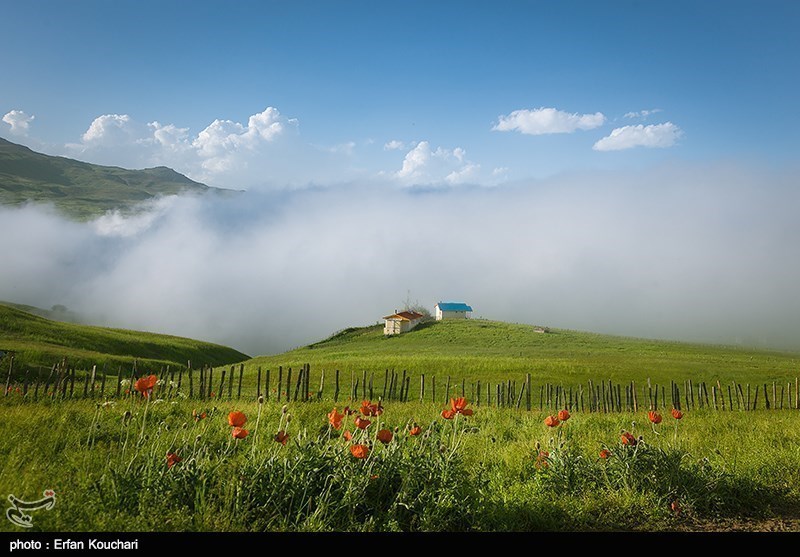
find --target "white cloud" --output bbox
[147,121,191,152]
[624,109,663,119]
[384,140,405,151]
[2,110,35,134]
[3,164,800,355]
[82,114,137,144]
[493,107,605,135]
[492,167,509,177]
[593,122,683,151]
[393,141,479,185]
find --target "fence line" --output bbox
[3,357,799,412]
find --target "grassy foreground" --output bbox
[1,393,798,532]
[0,303,249,372]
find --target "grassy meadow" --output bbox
[1,394,799,532]
[0,303,249,373]
[2,310,800,531]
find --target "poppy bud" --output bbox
[258,395,264,404]
[282,405,288,414]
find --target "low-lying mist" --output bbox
[2,161,799,356]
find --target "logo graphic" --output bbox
[6,490,56,528]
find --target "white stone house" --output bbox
[434,302,473,320]
[383,310,425,335]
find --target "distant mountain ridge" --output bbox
[0,136,231,218]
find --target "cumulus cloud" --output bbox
[593,122,683,151]
[2,110,35,134]
[55,107,309,187]
[493,107,605,135]
[624,108,663,119]
[393,141,479,185]
[384,140,405,151]
[2,163,798,356]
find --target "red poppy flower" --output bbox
[355,416,371,430]
[544,415,560,428]
[409,425,422,436]
[671,408,683,420]
[441,409,456,420]
[377,429,393,444]
[343,430,353,441]
[671,500,681,516]
[350,444,369,459]
[228,411,247,428]
[450,397,474,416]
[621,431,637,446]
[648,410,662,424]
[599,449,611,459]
[558,409,571,422]
[343,406,355,415]
[134,375,158,398]
[328,407,344,430]
[166,452,182,468]
[232,427,249,439]
[192,409,207,422]
[274,430,289,445]
[360,400,383,417]
[535,450,549,469]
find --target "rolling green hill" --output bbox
[0,137,233,219]
[0,303,249,374]
[244,319,800,387]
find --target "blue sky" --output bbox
[2,1,800,353]
[2,1,798,189]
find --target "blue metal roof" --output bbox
[436,302,473,312]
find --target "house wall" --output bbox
[385,317,423,335]
[436,309,469,320]
[384,319,402,335]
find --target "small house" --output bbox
[434,302,473,321]
[383,310,425,336]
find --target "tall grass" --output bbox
[1,394,798,532]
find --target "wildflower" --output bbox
[192,409,207,422]
[544,415,560,428]
[168,381,178,389]
[156,379,165,386]
[450,397,474,416]
[228,411,247,427]
[328,407,344,430]
[558,409,571,422]
[232,427,249,439]
[671,408,683,420]
[101,401,115,408]
[409,425,422,436]
[360,400,383,417]
[343,430,353,441]
[377,429,393,444]
[621,431,637,446]
[134,375,158,398]
[274,430,289,445]
[599,449,611,459]
[120,379,131,388]
[354,416,371,430]
[350,444,369,459]
[648,411,662,425]
[441,408,456,419]
[343,406,355,415]
[671,500,682,516]
[166,452,182,468]
[535,450,549,469]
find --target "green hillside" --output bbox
[0,303,249,374]
[0,137,233,219]
[245,319,799,387]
